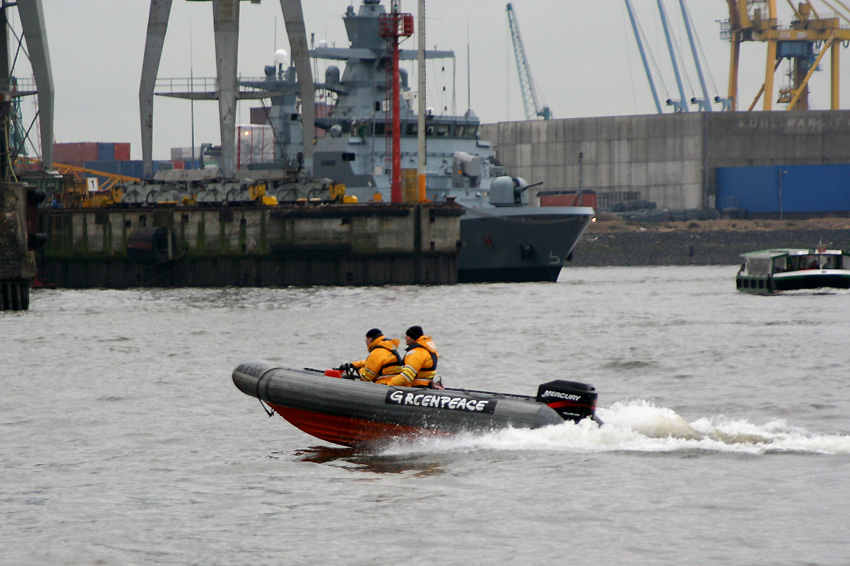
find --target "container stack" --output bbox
[53,142,143,178]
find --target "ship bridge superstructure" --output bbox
[300,0,505,204]
[312,0,454,128]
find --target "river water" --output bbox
[3,266,849,565]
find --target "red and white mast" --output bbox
[379,1,413,203]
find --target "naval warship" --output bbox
[263,0,595,282]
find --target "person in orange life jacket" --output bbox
[376,325,438,387]
[342,328,402,382]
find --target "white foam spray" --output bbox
[379,400,850,456]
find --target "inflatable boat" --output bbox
[232,362,601,447]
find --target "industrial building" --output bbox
[481,110,850,218]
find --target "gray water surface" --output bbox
[2,266,849,565]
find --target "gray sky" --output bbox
[19,1,850,161]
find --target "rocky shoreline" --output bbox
[569,217,850,267]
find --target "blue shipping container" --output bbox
[120,160,145,179]
[97,142,115,161]
[83,160,122,175]
[81,159,192,180]
[82,160,149,180]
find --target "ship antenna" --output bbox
[466,22,471,111]
[190,19,196,165]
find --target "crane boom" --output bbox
[678,0,712,111]
[624,0,663,114]
[506,3,550,120]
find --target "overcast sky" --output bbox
[18,1,850,160]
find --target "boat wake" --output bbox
[378,400,850,456]
[779,287,850,296]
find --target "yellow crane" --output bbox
[725,0,850,111]
[52,162,141,208]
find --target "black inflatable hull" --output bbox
[232,362,599,447]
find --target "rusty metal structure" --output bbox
[1,0,54,310]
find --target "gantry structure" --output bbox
[140,0,313,178]
[724,0,850,111]
[0,0,53,177]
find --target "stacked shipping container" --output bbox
[53,142,172,181]
[54,142,131,166]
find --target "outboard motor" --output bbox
[536,380,598,423]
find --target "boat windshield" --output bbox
[793,255,819,270]
[820,255,840,269]
[787,254,839,271]
[745,257,772,276]
[762,255,834,273]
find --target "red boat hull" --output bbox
[270,403,445,447]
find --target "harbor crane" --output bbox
[723,0,850,111]
[625,0,725,113]
[140,0,315,178]
[0,0,53,174]
[506,3,550,120]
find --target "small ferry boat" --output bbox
[736,247,850,294]
[232,362,600,447]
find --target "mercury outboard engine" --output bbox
[536,380,598,423]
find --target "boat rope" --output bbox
[255,366,277,417]
[258,397,274,417]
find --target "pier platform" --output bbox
[40,202,463,288]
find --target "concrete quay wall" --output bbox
[41,203,462,288]
[569,228,850,267]
[481,111,850,211]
